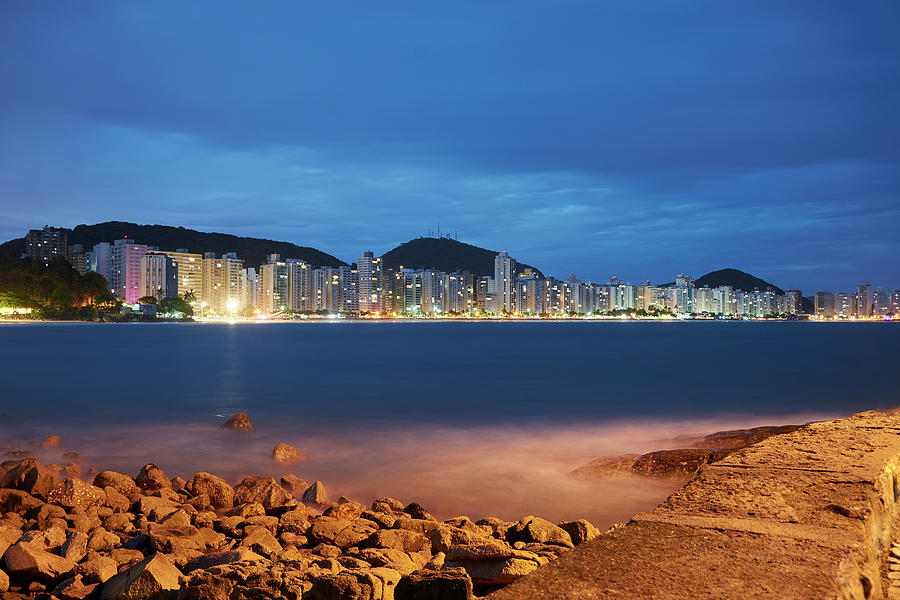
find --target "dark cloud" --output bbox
[0,1,898,290]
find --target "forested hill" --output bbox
[380,237,543,277]
[0,222,346,269]
[692,268,785,294]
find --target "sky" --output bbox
[1,1,898,291]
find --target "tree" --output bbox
[159,296,193,317]
[137,296,158,304]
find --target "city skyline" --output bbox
[2,3,899,292]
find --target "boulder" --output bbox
[364,529,431,553]
[42,435,63,449]
[372,497,405,514]
[185,472,234,510]
[357,548,419,576]
[307,570,376,600]
[178,571,234,600]
[221,413,253,431]
[308,516,377,550]
[104,487,133,513]
[302,480,329,505]
[148,520,206,553]
[324,500,365,521]
[448,556,539,586]
[240,527,283,557]
[53,574,100,600]
[279,474,309,497]
[60,531,89,562]
[403,503,435,521]
[394,567,473,600]
[0,459,60,499]
[558,519,601,545]
[0,568,8,594]
[99,553,182,600]
[88,530,122,552]
[225,502,265,518]
[0,488,43,513]
[94,471,140,497]
[3,540,77,583]
[629,448,731,478]
[76,555,118,583]
[272,443,306,465]
[182,548,267,573]
[506,516,574,548]
[48,478,106,510]
[233,477,292,511]
[135,464,171,492]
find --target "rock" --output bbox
[279,507,310,534]
[630,448,731,478]
[448,556,539,586]
[0,488,43,513]
[221,412,253,431]
[76,555,118,583]
[395,567,473,600]
[135,464,171,492]
[233,477,292,511]
[364,529,431,553]
[148,519,206,553]
[0,459,60,499]
[104,487,133,513]
[185,472,234,510]
[302,481,329,505]
[0,567,8,594]
[225,502,265,518]
[372,497,405,514]
[3,540,77,583]
[324,500,365,521]
[99,553,182,600]
[134,495,179,520]
[41,435,63,449]
[240,527,283,557]
[60,531,89,562]
[89,530,122,552]
[182,548,267,573]
[53,574,100,600]
[178,571,235,600]
[424,552,445,570]
[307,570,377,600]
[279,474,309,497]
[403,502,435,521]
[171,477,186,491]
[558,519,601,545]
[506,516,574,548]
[94,471,141,497]
[48,477,106,510]
[272,443,306,465]
[357,548,419,576]
[110,549,146,569]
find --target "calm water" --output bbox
[0,320,897,525]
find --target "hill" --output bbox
[0,222,345,269]
[692,268,784,294]
[380,237,543,277]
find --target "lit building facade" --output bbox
[140,253,179,300]
[26,226,68,265]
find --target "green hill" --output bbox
[381,237,543,277]
[0,222,345,269]
[693,268,784,294]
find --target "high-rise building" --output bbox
[403,269,423,314]
[382,269,407,315]
[313,267,343,312]
[421,269,444,314]
[835,293,856,318]
[857,282,873,316]
[286,259,315,312]
[357,251,383,313]
[260,256,288,313]
[784,289,803,315]
[340,265,359,313]
[66,244,88,275]
[88,242,112,284]
[494,251,517,313]
[25,226,67,265]
[442,272,472,314]
[814,292,836,318]
[161,249,203,298]
[201,252,244,314]
[516,273,544,315]
[874,288,892,317]
[140,253,178,300]
[244,267,260,311]
[108,239,148,303]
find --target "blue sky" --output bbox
[1,1,898,291]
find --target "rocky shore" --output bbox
[0,414,603,600]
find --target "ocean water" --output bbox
[0,320,897,526]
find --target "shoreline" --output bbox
[0,414,815,598]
